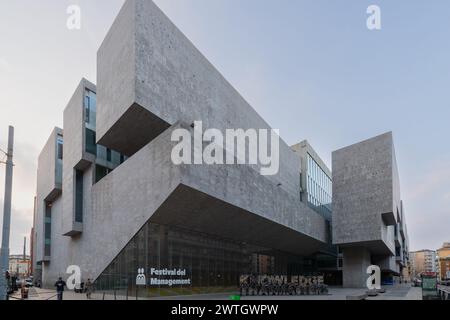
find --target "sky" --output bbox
[0,0,449,254]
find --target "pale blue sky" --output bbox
[0,0,449,254]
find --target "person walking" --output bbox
[54,277,66,301]
[85,279,94,300]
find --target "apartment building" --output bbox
[437,243,450,281]
[410,250,437,278]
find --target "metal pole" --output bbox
[23,237,26,261]
[0,126,14,300]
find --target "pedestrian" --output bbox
[54,277,66,301]
[5,271,11,296]
[85,279,94,300]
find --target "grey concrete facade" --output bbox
[61,78,97,237]
[96,0,300,197]
[332,132,409,287]
[33,0,330,289]
[35,127,63,264]
[342,247,372,289]
[32,0,409,292]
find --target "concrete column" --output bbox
[342,247,371,288]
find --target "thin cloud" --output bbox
[0,57,11,73]
[403,158,450,251]
[0,201,33,255]
[404,157,450,201]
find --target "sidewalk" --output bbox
[26,288,142,300]
[366,285,422,300]
[12,284,422,301]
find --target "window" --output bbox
[57,137,63,160]
[56,136,63,185]
[306,154,332,220]
[75,170,83,223]
[85,96,91,124]
[106,148,112,162]
[44,202,52,257]
[95,164,112,183]
[84,89,97,129]
[299,173,303,201]
[85,128,97,155]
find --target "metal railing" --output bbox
[438,285,450,300]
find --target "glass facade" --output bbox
[306,154,332,221]
[305,153,338,267]
[95,221,319,297]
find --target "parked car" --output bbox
[439,280,450,286]
[17,278,34,288]
[25,279,34,288]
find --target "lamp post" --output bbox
[0,126,14,300]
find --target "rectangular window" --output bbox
[84,89,97,129]
[299,173,302,201]
[85,128,97,156]
[306,153,332,220]
[107,148,112,162]
[95,165,111,183]
[85,96,91,124]
[75,170,83,223]
[44,202,52,257]
[57,137,63,160]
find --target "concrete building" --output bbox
[410,250,437,279]
[32,0,408,295]
[437,243,450,281]
[332,133,409,287]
